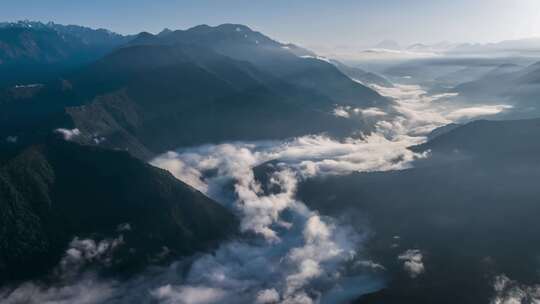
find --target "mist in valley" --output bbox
[2,2,540,303]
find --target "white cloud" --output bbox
[132,82,495,303]
[354,260,386,271]
[333,106,387,120]
[256,289,280,304]
[93,135,106,144]
[0,236,124,304]
[144,131,411,303]
[360,107,387,118]
[0,275,115,304]
[151,285,227,304]
[58,236,124,276]
[447,105,513,121]
[2,80,505,304]
[333,106,350,118]
[151,151,209,193]
[372,84,512,135]
[398,249,424,278]
[430,92,459,100]
[55,128,81,141]
[300,55,332,63]
[491,274,540,304]
[346,48,439,61]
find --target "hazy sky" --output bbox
[2,0,540,49]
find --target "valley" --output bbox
[1,18,540,304]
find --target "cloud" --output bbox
[354,260,386,271]
[151,285,227,304]
[2,81,496,304]
[152,132,426,240]
[446,105,513,121]
[256,289,280,303]
[430,92,459,100]
[55,128,81,141]
[397,249,424,278]
[354,48,439,61]
[333,106,350,118]
[145,133,409,302]
[92,135,106,144]
[367,84,453,136]
[0,236,124,304]
[360,107,387,118]
[151,151,210,193]
[0,275,116,304]
[332,106,387,120]
[491,274,540,304]
[300,55,332,63]
[372,84,512,135]
[59,236,125,278]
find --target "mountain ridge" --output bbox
[0,137,238,283]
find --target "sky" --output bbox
[2,0,540,50]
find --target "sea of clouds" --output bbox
[0,82,513,304]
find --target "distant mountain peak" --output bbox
[216,23,252,31]
[127,31,156,46]
[158,28,172,36]
[0,20,49,29]
[186,24,212,32]
[135,31,155,39]
[183,23,256,36]
[0,20,126,45]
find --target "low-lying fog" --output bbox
[1,62,519,304]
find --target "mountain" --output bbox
[433,66,497,87]
[0,21,129,61]
[454,63,528,97]
[280,43,316,57]
[0,137,237,283]
[64,43,382,158]
[0,23,388,159]
[297,118,540,304]
[382,57,530,89]
[330,59,394,87]
[402,37,540,56]
[453,61,540,118]
[448,37,540,55]
[426,123,461,140]
[127,24,385,107]
[413,118,540,159]
[0,21,129,86]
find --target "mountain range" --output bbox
[452,61,540,118]
[0,21,390,286]
[298,118,540,303]
[0,21,130,86]
[372,37,540,55]
[0,22,390,159]
[3,19,540,304]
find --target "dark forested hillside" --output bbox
[0,24,389,159]
[0,138,237,283]
[0,21,129,86]
[128,24,385,107]
[297,119,540,304]
[63,43,382,158]
[0,21,389,295]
